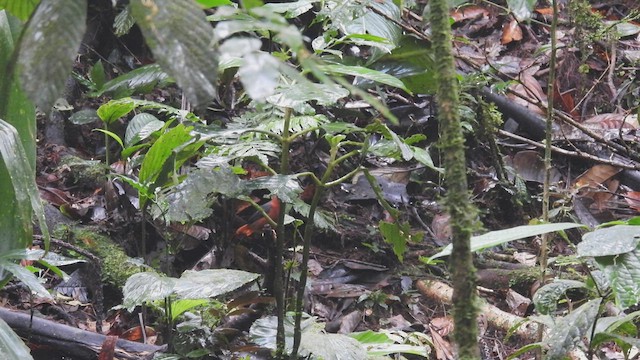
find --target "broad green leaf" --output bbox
[89,60,106,90]
[16,0,86,110]
[238,52,281,101]
[299,332,367,360]
[379,221,406,262]
[291,199,336,231]
[94,129,124,149]
[172,269,259,299]
[123,272,176,311]
[0,262,52,299]
[367,37,436,94]
[544,298,601,359]
[250,314,366,359]
[0,120,50,258]
[595,249,640,309]
[97,99,136,124]
[319,64,409,92]
[153,167,241,222]
[533,280,587,315]
[354,332,431,358]
[0,317,33,360]
[68,109,100,125]
[113,6,135,37]
[250,314,317,352]
[169,299,210,321]
[242,175,302,203]
[267,82,349,108]
[577,225,640,257]
[507,0,535,21]
[195,0,233,8]
[262,0,315,18]
[130,0,218,107]
[0,0,39,21]
[125,113,164,147]
[139,124,192,184]
[94,64,173,98]
[429,223,584,260]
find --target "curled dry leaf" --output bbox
[501,17,523,44]
[574,164,622,189]
[450,5,489,23]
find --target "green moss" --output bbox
[60,227,146,288]
[59,155,109,188]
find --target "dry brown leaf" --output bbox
[574,164,622,189]
[450,5,489,23]
[501,18,523,44]
[624,191,640,212]
[583,113,639,129]
[505,289,531,317]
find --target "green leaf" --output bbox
[0,262,52,299]
[153,167,241,222]
[173,269,259,299]
[262,0,315,18]
[113,5,135,37]
[123,272,176,311]
[130,0,218,107]
[0,317,33,360]
[577,225,640,257]
[94,64,172,98]
[169,299,210,321]
[544,298,601,359]
[429,223,584,260]
[238,52,281,101]
[533,280,587,315]
[139,124,192,184]
[368,37,436,94]
[89,60,106,90]
[68,109,100,125]
[96,99,136,124]
[379,221,407,262]
[595,249,640,309]
[319,64,409,92]
[267,82,349,108]
[125,113,164,147]
[16,0,87,110]
[195,0,233,8]
[94,129,124,150]
[0,120,49,257]
[0,0,39,21]
[242,175,302,203]
[507,0,535,21]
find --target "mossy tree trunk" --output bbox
[429,0,480,358]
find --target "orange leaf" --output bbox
[502,18,523,44]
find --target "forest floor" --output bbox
[2,0,640,359]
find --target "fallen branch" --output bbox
[0,307,165,360]
[416,279,538,340]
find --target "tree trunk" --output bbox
[428,0,480,358]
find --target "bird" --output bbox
[234,196,282,237]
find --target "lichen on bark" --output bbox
[428,0,481,358]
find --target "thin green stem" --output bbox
[538,0,558,354]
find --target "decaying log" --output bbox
[416,279,538,340]
[0,307,166,360]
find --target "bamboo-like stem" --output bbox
[537,0,558,354]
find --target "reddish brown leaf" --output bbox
[501,18,523,44]
[450,5,489,23]
[98,335,118,360]
[583,113,639,129]
[624,191,640,212]
[574,165,621,189]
